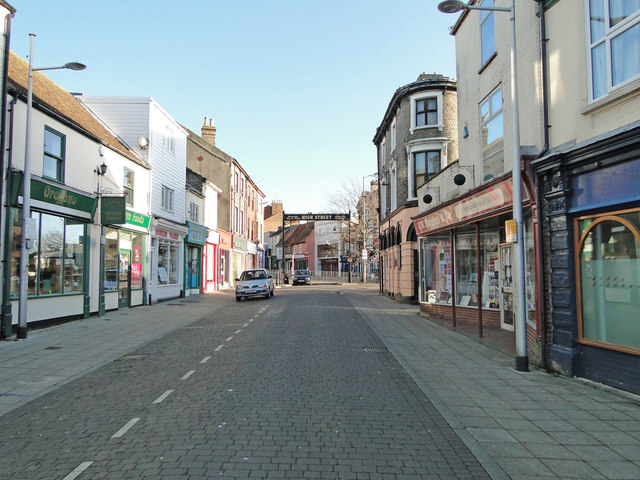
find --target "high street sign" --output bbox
[283,213,349,221]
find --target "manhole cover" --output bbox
[363,347,388,352]
[118,353,147,361]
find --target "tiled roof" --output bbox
[7,51,145,167]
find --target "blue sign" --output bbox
[186,221,207,245]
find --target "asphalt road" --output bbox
[0,285,490,479]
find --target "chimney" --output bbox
[201,116,217,146]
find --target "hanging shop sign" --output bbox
[101,196,126,225]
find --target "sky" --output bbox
[8,0,457,214]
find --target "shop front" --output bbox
[232,235,248,281]
[204,230,220,293]
[150,220,186,302]
[218,229,232,289]
[413,176,540,360]
[6,174,95,325]
[534,128,640,393]
[185,221,206,296]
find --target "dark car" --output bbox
[235,269,274,301]
[292,269,311,285]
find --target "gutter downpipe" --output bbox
[535,0,550,369]
[0,7,15,338]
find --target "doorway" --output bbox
[499,244,515,331]
[118,249,131,308]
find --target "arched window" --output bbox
[407,223,417,243]
[576,210,640,353]
[389,226,396,247]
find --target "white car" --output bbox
[235,269,274,301]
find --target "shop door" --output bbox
[119,249,131,308]
[499,244,515,331]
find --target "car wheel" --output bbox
[236,296,241,302]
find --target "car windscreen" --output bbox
[240,271,265,281]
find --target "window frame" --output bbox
[412,150,442,198]
[189,202,199,223]
[42,126,65,183]
[586,0,640,101]
[123,167,134,207]
[410,91,443,134]
[161,185,174,212]
[480,0,496,67]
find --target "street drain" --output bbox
[363,347,388,352]
[45,346,62,350]
[118,353,147,361]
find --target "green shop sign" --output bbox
[10,170,97,216]
[101,196,126,225]
[125,210,151,230]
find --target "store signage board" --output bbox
[284,213,349,221]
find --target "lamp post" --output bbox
[17,33,86,339]
[96,159,108,316]
[438,0,528,372]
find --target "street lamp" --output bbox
[438,0,528,372]
[17,33,86,339]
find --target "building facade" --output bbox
[532,0,640,393]
[374,73,458,303]
[78,96,188,303]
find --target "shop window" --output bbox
[420,235,452,304]
[131,233,145,290]
[158,239,179,285]
[10,211,85,297]
[104,228,119,291]
[577,209,640,352]
[455,233,479,306]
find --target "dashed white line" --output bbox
[111,418,140,438]
[200,356,211,364]
[226,336,233,342]
[235,329,242,334]
[152,390,174,404]
[243,323,249,328]
[249,319,254,323]
[62,461,94,480]
[215,345,223,352]
[181,370,195,380]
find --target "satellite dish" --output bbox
[137,136,149,148]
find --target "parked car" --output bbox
[292,269,311,285]
[235,269,274,301]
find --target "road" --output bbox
[0,285,490,479]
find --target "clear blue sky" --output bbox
[8,0,457,214]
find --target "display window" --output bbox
[576,208,640,353]
[158,239,179,285]
[104,228,146,292]
[420,234,452,304]
[10,210,86,297]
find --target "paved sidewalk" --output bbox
[1,286,639,480]
[344,286,640,480]
[0,293,229,417]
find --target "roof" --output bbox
[285,223,314,246]
[7,51,145,167]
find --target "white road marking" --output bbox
[215,345,223,351]
[200,356,211,363]
[235,329,242,334]
[226,336,233,342]
[243,323,249,327]
[62,461,94,480]
[181,370,195,380]
[111,418,140,438]
[152,390,174,404]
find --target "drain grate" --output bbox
[118,353,147,361]
[363,346,388,353]
[45,346,62,351]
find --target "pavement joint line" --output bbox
[181,370,195,380]
[152,390,173,404]
[215,345,223,351]
[226,336,233,342]
[200,356,211,364]
[62,461,94,480]
[111,418,140,438]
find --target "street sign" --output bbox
[283,213,349,221]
